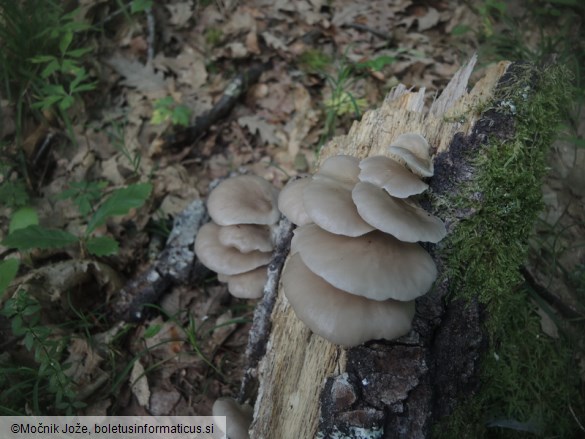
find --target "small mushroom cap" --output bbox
[195,222,272,275]
[303,178,374,237]
[218,224,273,253]
[313,155,360,189]
[278,177,312,226]
[212,397,253,439]
[388,133,434,177]
[293,224,437,301]
[218,266,268,299]
[352,182,447,243]
[283,254,415,347]
[359,155,428,198]
[207,175,280,226]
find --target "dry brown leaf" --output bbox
[130,360,151,407]
[534,302,559,339]
[238,115,282,145]
[284,84,317,157]
[166,2,194,28]
[153,47,208,89]
[417,7,440,31]
[107,56,167,94]
[261,32,288,51]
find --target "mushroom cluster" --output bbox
[195,175,280,299]
[279,133,446,347]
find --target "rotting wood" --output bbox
[111,199,208,322]
[246,55,516,438]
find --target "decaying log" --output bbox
[243,55,521,438]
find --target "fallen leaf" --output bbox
[417,7,440,32]
[130,360,151,407]
[238,115,282,145]
[534,302,559,339]
[107,56,167,94]
[166,2,194,28]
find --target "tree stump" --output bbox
[242,56,522,438]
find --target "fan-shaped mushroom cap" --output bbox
[218,224,273,253]
[278,177,312,226]
[352,182,446,243]
[195,222,272,275]
[283,254,415,347]
[207,175,280,226]
[359,155,429,198]
[217,266,267,299]
[303,178,374,237]
[388,133,434,177]
[212,397,253,439]
[293,224,437,301]
[313,155,360,189]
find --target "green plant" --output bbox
[150,96,192,127]
[0,290,85,414]
[204,28,223,47]
[0,0,96,141]
[2,182,152,257]
[317,54,395,150]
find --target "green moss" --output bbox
[435,64,583,437]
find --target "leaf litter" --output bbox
[0,0,582,422]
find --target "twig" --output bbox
[341,23,392,42]
[520,266,583,319]
[111,200,208,321]
[164,61,272,149]
[146,6,155,64]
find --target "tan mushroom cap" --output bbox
[313,155,360,189]
[218,266,267,299]
[283,254,415,347]
[388,133,434,177]
[278,177,312,226]
[195,222,272,275]
[293,224,437,301]
[212,397,253,439]
[303,178,375,237]
[358,155,428,198]
[218,224,273,253]
[207,175,280,226]
[352,182,447,243]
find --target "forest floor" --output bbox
[0,0,583,435]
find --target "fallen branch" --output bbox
[164,61,272,149]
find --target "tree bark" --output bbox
[244,56,516,438]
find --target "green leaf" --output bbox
[67,47,93,58]
[0,180,29,208]
[171,105,192,127]
[143,324,162,338]
[0,259,20,294]
[41,59,61,78]
[59,31,74,55]
[23,332,34,351]
[451,24,471,36]
[2,225,78,250]
[9,207,39,233]
[86,236,119,256]
[357,55,395,72]
[58,95,75,111]
[59,181,108,216]
[86,183,152,234]
[131,0,154,14]
[30,55,57,64]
